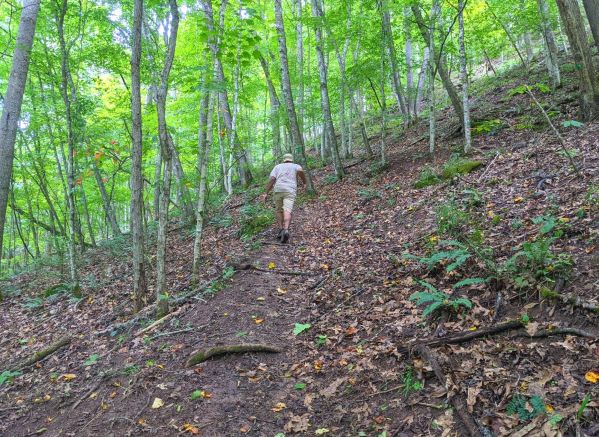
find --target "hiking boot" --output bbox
[277,229,283,241]
[281,230,290,244]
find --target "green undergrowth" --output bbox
[414,155,483,189]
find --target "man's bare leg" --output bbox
[276,209,284,230]
[283,211,292,230]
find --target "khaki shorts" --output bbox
[273,191,296,212]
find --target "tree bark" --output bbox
[458,0,472,153]
[155,0,180,318]
[0,0,41,270]
[537,0,561,90]
[411,4,465,130]
[310,0,344,179]
[274,0,316,191]
[582,0,599,50]
[130,0,148,312]
[92,159,121,237]
[556,0,599,121]
[257,53,282,159]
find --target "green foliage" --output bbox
[0,370,22,386]
[121,365,140,376]
[21,297,44,310]
[414,166,441,189]
[561,120,583,128]
[441,156,483,179]
[508,82,550,97]
[472,119,504,136]
[315,335,327,347]
[403,240,471,272]
[239,203,274,240]
[83,354,100,366]
[435,202,470,237]
[409,281,473,318]
[401,366,423,397]
[98,235,130,258]
[506,394,546,421]
[461,189,484,207]
[357,188,382,201]
[322,175,339,185]
[577,394,592,422]
[292,323,311,335]
[190,390,203,401]
[209,213,233,228]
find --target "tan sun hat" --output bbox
[282,153,294,163]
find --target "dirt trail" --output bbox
[4,210,323,437]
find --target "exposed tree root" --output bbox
[134,307,182,337]
[250,266,317,276]
[560,294,599,313]
[16,336,71,370]
[186,344,283,366]
[415,345,483,437]
[512,327,597,339]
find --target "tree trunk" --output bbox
[0,0,40,273]
[55,0,80,294]
[130,0,148,312]
[274,0,316,192]
[380,0,409,120]
[294,0,304,137]
[155,0,180,318]
[405,7,415,116]
[257,53,282,159]
[458,0,472,153]
[537,0,561,90]
[200,0,253,188]
[428,0,440,155]
[92,159,121,237]
[582,0,599,50]
[192,92,214,280]
[415,46,430,115]
[556,0,599,121]
[310,0,344,179]
[411,4,465,130]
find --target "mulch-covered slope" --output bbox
[1,62,598,436]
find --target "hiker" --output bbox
[261,153,306,243]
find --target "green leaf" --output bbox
[452,277,487,289]
[422,300,444,317]
[293,323,312,335]
[294,382,306,390]
[0,370,22,386]
[190,390,203,401]
[562,120,583,128]
[83,354,100,366]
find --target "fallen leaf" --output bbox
[513,196,524,203]
[61,374,77,381]
[255,318,264,325]
[320,377,346,398]
[374,415,386,424]
[137,418,147,426]
[284,414,310,433]
[272,402,287,412]
[315,428,330,435]
[181,423,200,434]
[268,262,276,269]
[239,426,249,433]
[346,326,358,335]
[277,287,287,295]
[151,398,164,409]
[525,322,540,336]
[256,297,265,301]
[585,370,599,383]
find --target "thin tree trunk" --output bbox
[428,0,439,155]
[274,0,315,191]
[556,0,599,120]
[155,0,179,318]
[257,53,282,159]
[458,0,472,153]
[78,174,96,247]
[537,0,561,90]
[192,93,214,280]
[131,0,148,312]
[415,46,430,115]
[294,0,304,137]
[55,0,80,294]
[411,4,464,130]
[405,7,415,116]
[310,0,344,179]
[0,0,41,276]
[92,159,121,237]
[380,0,409,120]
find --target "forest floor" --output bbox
[1,60,599,437]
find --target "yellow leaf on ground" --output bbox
[272,402,286,412]
[513,196,524,203]
[200,390,212,399]
[268,262,276,269]
[585,370,599,383]
[61,374,77,381]
[256,297,265,301]
[277,288,287,295]
[181,423,200,434]
[138,418,147,426]
[151,398,164,409]
[255,318,264,325]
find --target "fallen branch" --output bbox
[343,159,367,170]
[186,344,283,366]
[149,327,195,341]
[15,336,71,370]
[134,307,182,337]
[477,151,500,182]
[402,319,524,353]
[559,294,599,313]
[250,267,317,276]
[512,327,597,339]
[415,345,482,437]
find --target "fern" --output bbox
[409,281,472,318]
[452,277,487,289]
[506,394,546,421]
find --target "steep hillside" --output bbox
[1,61,598,436]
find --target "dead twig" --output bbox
[14,336,71,370]
[149,327,195,341]
[512,327,597,339]
[250,266,317,276]
[477,151,500,182]
[415,345,482,437]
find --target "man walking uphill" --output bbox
[261,153,306,243]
